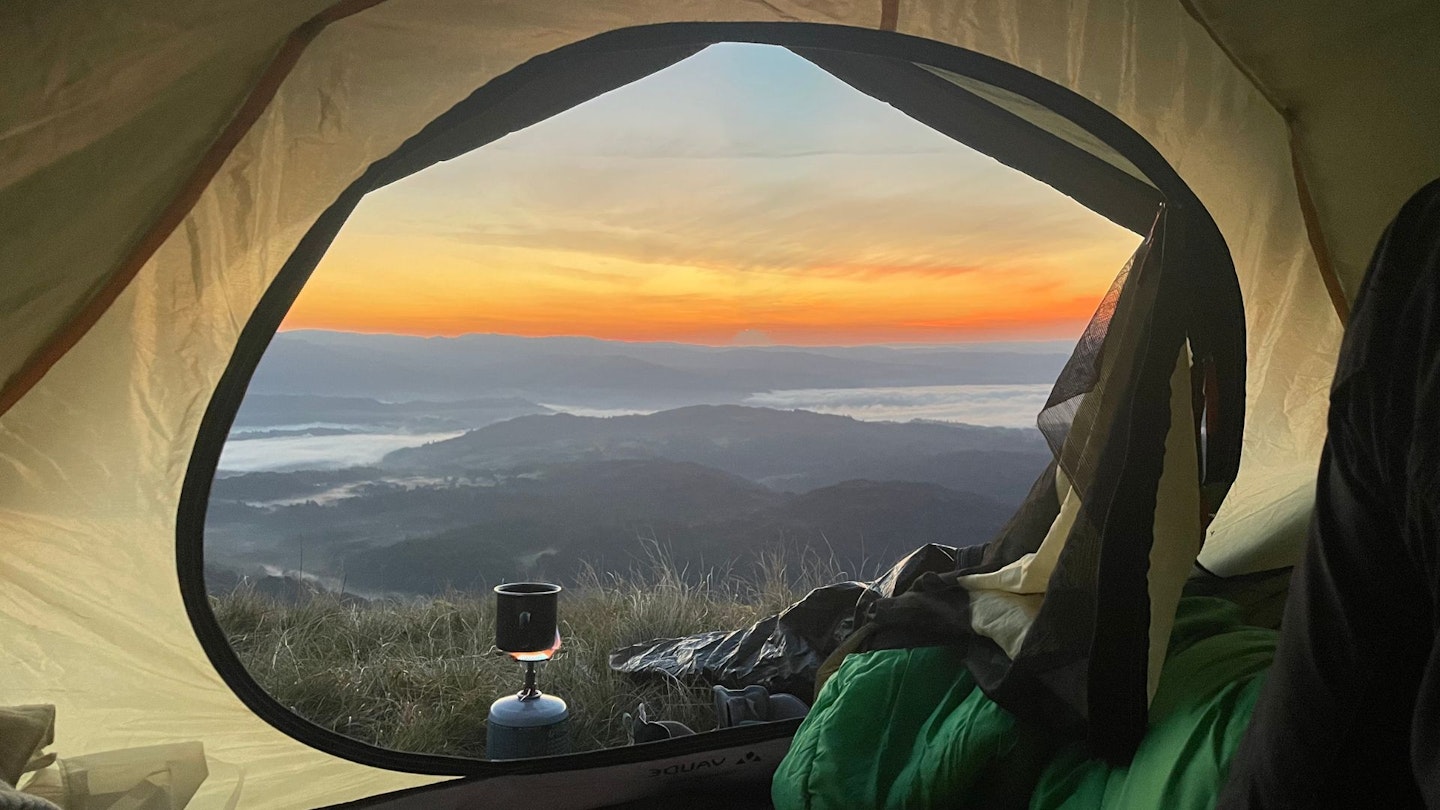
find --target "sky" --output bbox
[283,43,1141,346]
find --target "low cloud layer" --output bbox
[220,383,1052,475]
[742,384,1052,428]
[218,431,465,473]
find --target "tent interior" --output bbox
[3,2,1438,808]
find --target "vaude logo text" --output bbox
[646,751,763,777]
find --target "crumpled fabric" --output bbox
[0,781,60,810]
[0,705,59,810]
[608,544,959,702]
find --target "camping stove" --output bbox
[486,582,570,759]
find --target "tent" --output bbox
[2,1,1437,808]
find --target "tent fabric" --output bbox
[1,9,891,808]
[917,66,1155,188]
[0,1,1431,808]
[0,0,345,412]
[1184,0,1440,310]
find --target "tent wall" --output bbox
[1186,0,1440,310]
[0,0,341,411]
[1,0,1414,806]
[894,2,1344,575]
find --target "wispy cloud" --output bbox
[289,43,1139,345]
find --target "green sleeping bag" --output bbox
[773,597,1276,810]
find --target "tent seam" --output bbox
[1174,0,1286,114]
[1288,135,1351,325]
[0,0,393,420]
[1175,0,1349,325]
[880,0,900,31]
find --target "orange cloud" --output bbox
[279,44,1142,346]
[282,233,1126,345]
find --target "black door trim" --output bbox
[176,19,1241,779]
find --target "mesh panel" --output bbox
[1038,251,1135,466]
[869,210,1223,762]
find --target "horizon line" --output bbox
[275,326,1077,350]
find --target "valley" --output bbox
[205,332,1062,597]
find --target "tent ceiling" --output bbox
[0,0,342,413]
[7,0,1435,414]
[1186,0,1440,308]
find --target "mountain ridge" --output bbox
[382,404,1050,502]
[250,331,1070,406]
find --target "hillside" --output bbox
[209,351,1057,596]
[207,456,1015,595]
[212,553,831,758]
[382,404,1049,500]
[338,461,1010,594]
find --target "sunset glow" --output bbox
[285,44,1141,345]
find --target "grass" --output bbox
[212,546,847,758]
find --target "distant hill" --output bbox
[248,331,1070,407]
[232,393,549,431]
[382,404,1050,502]
[207,330,1071,598]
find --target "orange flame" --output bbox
[507,630,562,662]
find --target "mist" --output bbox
[741,384,1051,428]
[218,431,465,473]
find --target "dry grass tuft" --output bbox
[212,547,846,758]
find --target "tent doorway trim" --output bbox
[176,20,1238,779]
